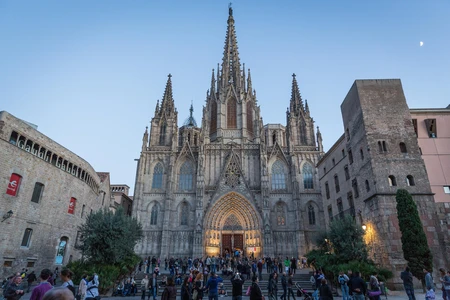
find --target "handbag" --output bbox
[368,290,382,297]
[246,285,252,296]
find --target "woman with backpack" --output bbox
[85,274,100,300]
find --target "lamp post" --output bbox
[1,210,13,222]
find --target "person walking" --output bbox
[268,272,278,300]
[318,279,333,300]
[25,271,37,293]
[4,275,25,300]
[338,271,350,300]
[287,274,296,300]
[280,273,287,300]
[30,269,53,300]
[401,267,415,300]
[161,277,177,300]
[77,274,88,300]
[249,276,263,300]
[141,274,150,300]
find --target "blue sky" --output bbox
[1,0,449,193]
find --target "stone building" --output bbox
[0,111,111,278]
[111,184,133,216]
[132,7,325,259]
[317,80,449,288]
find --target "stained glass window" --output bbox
[271,160,286,190]
[211,101,217,133]
[303,163,314,189]
[150,205,158,225]
[180,202,189,226]
[227,98,237,128]
[308,205,316,225]
[152,163,163,189]
[277,203,286,226]
[179,161,194,191]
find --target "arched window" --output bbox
[31,182,44,203]
[334,174,340,193]
[344,165,350,180]
[365,180,370,192]
[159,123,166,145]
[378,141,383,152]
[388,175,397,186]
[211,101,217,133]
[399,142,407,153]
[179,161,194,191]
[180,202,189,226]
[227,98,237,128]
[152,163,163,189]
[276,202,286,226]
[21,228,33,248]
[303,163,314,189]
[150,205,158,225]
[271,160,286,190]
[55,237,68,265]
[308,204,316,225]
[247,101,253,134]
[406,175,415,186]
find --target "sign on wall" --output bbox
[6,173,21,196]
[68,197,76,214]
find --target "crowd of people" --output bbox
[1,267,99,300]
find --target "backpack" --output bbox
[339,275,346,285]
[67,283,76,296]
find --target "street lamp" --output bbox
[362,224,367,231]
[1,210,13,222]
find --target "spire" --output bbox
[183,102,197,127]
[220,3,242,89]
[210,69,216,94]
[305,99,310,115]
[247,69,252,94]
[316,126,323,152]
[142,126,149,151]
[290,73,304,115]
[160,74,175,116]
[154,99,160,116]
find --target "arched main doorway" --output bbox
[203,192,262,257]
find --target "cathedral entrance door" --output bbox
[221,234,244,255]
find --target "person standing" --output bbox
[269,272,278,300]
[338,271,350,300]
[318,279,333,300]
[257,260,263,281]
[250,276,263,300]
[149,272,158,300]
[348,271,366,300]
[85,274,100,300]
[287,274,296,300]
[26,271,37,293]
[181,277,191,300]
[4,275,25,300]
[60,269,75,297]
[204,272,223,300]
[30,269,53,300]
[280,273,287,300]
[369,273,381,300]
[401,267,415,300]
[230,272,245,300]
[161,277,177,300]
[439,268,450,300]
[141,274,150,300]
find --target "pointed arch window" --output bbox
[179,161,194,191]
[180,202,189,226]
[303,163,314,189]
[211,101,217,134]
[388,175,397,186]
[276,202,286,226]
[159,122,166,145]
[55,237,68,265]
[406,175,415,186]
[247,101,253,134]
[150,204,158,225]
[227,98,237,129]
[308,204,316,225]
[152,163,163,189]
[271,160,286,190]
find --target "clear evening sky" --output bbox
[1,1,449,193]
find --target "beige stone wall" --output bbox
[0,111,109,278]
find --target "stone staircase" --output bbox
[128,269,314,297]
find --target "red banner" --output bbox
[68,197,76,214]
[6,173,21,196]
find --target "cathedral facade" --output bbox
[132,7,325,259]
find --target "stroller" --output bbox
[295,283,313,300]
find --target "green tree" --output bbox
[396,189,433,281]
[76,207,143,265]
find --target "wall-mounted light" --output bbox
[362,224,367,231]
[1,210,13,222]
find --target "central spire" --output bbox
[220,3,242,90]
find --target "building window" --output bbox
[337,197,343,218]
[332,158,335,166]
[399,142,408,153]
[348,149,353,164]
[9,131,18,145]
[412,119,418,136]
[342,149,345,158]
[388,175,397,187]
[323,167,326,174]
[55,237,68,265]
[180,202,189,226]
[276,202,286,226]
[352,179,359,198]
[152,162,164,189]
[247,101,253,134]
[303,163,314,189]
[344,165,350,180]
[21,228,33,248]
[30,182,44,203]
[382,141,387,152]
[6,173,22,197]
[178,161,194,191]
[325,182,330,199]
[308,204,316,225]
[346,128,350,141]
[159,122,166,145]
[271,160,287,190]
[406,175,415,186]
[211,101,217,134]
[347,191,354,211]
[328,205,333,222]
[360,148,364,160]
[365,180,370,192]
[150,205,158,225]
[227,97,237,129]
[334,174,340,193]
[27,261,35,268]
[444,186,450,194]
[425,119,437,138]
[378,141,383,152]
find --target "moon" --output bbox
[420,41,424,47]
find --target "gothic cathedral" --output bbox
[133,7,325,259]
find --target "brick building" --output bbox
[317,80,449,288]
[0,111,111,278]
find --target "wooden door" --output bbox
[222,234,232,255]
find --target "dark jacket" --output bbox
[348,276,367,295]
[318,284,333,300]
[269,277,278,293]
[4,283,24,300]
[162,285,177,300]
[281,275,287,289]
[400,271,413,288]
[205,276,223,295]
[231,275,245,296]
[250,282,263,300]
[181,284,191,300]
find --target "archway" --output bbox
[203,192,262,258]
